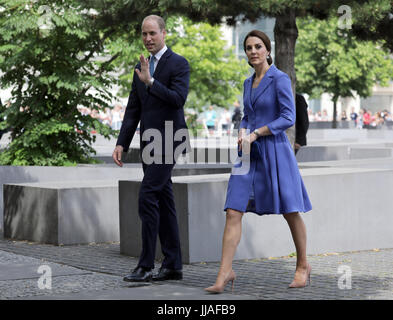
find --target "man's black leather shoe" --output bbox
[123,267,153,282]
[152,268,183,281]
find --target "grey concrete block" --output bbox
[0,165,144,233]
[119,168,393,263]
[119,180,143,258]
[298,157,393,171]
[4,185,59,244]
[117,147,236,164]
[0,164,233,234]
[296,146,351,162]
[301,167,393,255]
[3,180,119,245]
[307,128,393,142]
[296,145,393,162]
[349,147,392,159]
[119,180,191,263]
[2,164,235,244]
[309,121,349,129]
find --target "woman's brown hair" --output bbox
[243,30,273,66]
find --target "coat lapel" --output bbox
[251,64,276,107]
[244,78,253,112]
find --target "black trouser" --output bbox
[137,161,182,270]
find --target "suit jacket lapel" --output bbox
[139,47,173,105]
[152,47,173,79]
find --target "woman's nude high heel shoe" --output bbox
[204,270,236,294]
[288,263,311,288]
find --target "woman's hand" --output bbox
[238,129,257,154]
[242,133,257,154]
[237,128,247,151]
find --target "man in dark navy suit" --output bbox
[113,15,190,282]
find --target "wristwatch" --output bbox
[148,77,154,87]
[253,129,261,138]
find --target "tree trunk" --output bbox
[274,8,298,149]
[332,96,338,129]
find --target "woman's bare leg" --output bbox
[205,209,244,290]
[283,212,310,286]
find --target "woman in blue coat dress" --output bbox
[205,30,312,294]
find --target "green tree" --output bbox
[295,16,393,128]
[351,0,393,53]
[0,0,119,165]
[169,17,248,111]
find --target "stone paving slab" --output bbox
[0,263,91,281]
[0,251,124,300]
[0,250,252,300]
[21,284,254,300]
[0,236,392,300]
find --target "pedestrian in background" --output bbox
[111,104,123,130]
[231,101,242,136]
[341,110,347,121]
[363,109,370,129]
[294,93,309,156]
[205,105,217,136]
[350,107,358,128]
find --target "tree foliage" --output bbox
[0,0,117,165]
[295,16,393,126]
[350,0,393,52]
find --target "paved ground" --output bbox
[0,232,392,300]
